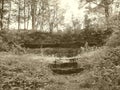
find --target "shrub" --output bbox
[0,56,52,90]
[0,31,26,54]
[106,31,120,47]
[88,47,120,90]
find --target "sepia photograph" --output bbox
[0,0,120,90]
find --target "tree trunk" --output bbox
[0,0,4,30]
[118,12,120,30]
[18,0,21,31]
[27,4,30,30]
[49,22,53,34]
[24,0,26,30]
[40,9,44,31]
[7,0,11,30]
[31,0,35,31]
[105,5,109,30]
[84,14,90,30]
[103,0,110,30]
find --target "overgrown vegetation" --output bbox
[0,30,120,90]
[0,28,112,52]
[0,0,120,90]
[0,30,26,54]
[0,53,53,90]
[76,30,120,90]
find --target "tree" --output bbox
[26,0,31,30]
[7,0,11,30]
[71,16,81,34]
[84,14,91,30]
[80,0,114,30]
[47,0,65,33]
[23,0,26,30]
[0,0,4,30]
[18,0,21,30]
[33,0,64,33]
[31,0,36,31]
[100,0,114,30]
[35,0,49,31]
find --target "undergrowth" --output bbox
[80,47,120,90]
[0,54,53,90]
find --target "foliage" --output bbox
[106,31,120,47]
[1,46,120,90]
[0,28,112,54]
[79,46,120,90]
[0,30,25,54]
[0,54,53,90]
[21,29,112,48]
[92,47,120,90]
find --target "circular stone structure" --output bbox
[49,58,84,74]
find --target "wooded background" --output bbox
[0,0,120,49]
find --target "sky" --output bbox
[59,0,86,24]
[59,0,97,28]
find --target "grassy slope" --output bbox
[0,47,106,90]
